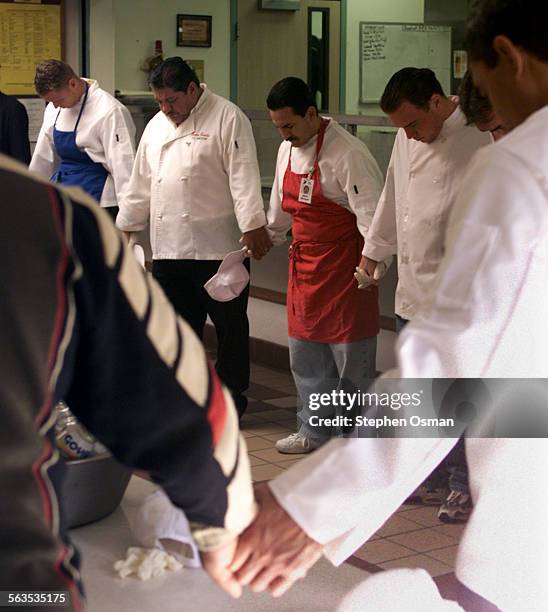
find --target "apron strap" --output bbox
[288,117,330,176]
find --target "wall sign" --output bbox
[0,0,62,95]
[177,14,212,48]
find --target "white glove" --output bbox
[354,256,393,289]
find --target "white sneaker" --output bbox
[275,432,322,454]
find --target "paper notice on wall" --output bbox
[18,98,45,143]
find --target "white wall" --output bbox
[89,0,115,93]
[112,0,230,95]
[345,0,424,114]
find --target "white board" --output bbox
[360,23,452,103]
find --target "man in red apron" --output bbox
[266,77,383,453]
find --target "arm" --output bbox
[222,109,268,234]
[66,199,256,551]
[266,144,293,246]
[362,131,405,262]
[100,106,136,204]
[29,104,59,178]
[115,134,152,232]
[335,146,383,243]
[8,101,31,165]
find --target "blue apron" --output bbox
[52,82,109,203]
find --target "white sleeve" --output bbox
[398,148,546,378]
[362,131,405,260]
[221,109,267,233]
[334,147,383,242]
[115,133,151,232]
[29,105,58,179]
[266,145,292,245]
[269,436,458,565]
[101,106,136,204]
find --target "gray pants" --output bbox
[289,336,377,439]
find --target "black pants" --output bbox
[152,259,250,416]
[103,206,119,222]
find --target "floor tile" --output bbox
[240,430,255,438]
[263,396,299,408]
[272,458,303,468]
[247,382,289,400]
[247,455,267,467]
[246,400,276,413]
[242,422,289,435]
[251,447,298,463]
[353,539,415,564]
[239,413,263,425]
[388,528,457,553]
[277,418,298,430]
[254,408,296,422]
[243,436,274,452]
[375,514,426,538]
[426,545,459,567]
[397,506,443,527]
[261,431,293,442]
[432,522,467,539]
[251,463,286,482]
[379,553,452,577]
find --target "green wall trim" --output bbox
[230,0,238,102]
[340,0,347,112]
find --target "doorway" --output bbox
[235,0,341,112]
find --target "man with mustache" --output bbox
[266,77,383,454]
[117,57,272,417]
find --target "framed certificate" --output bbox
[177,14,212,48]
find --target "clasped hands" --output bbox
[201,483,323,599]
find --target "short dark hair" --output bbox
[266,77,317,117]
[466,0,548,68]
[34,60,78,95]
[459,71,493,125]
[380,68,445,114]
[149,57,200,92]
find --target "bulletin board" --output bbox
[0,0,62,95]
[360,23,451,103]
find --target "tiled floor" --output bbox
[242,361,463,601]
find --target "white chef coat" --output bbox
[270,105,548,611]
[363,101,491,320]
[116,85,267,260]
[30,79,136,208]
[267,119,383,244]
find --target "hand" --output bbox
[201,537,242,599]
[355,256,378,289]
[230,483,323,597]
[239,227,273,260]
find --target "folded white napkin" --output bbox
[204,248,249,302]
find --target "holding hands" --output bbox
[201,483,323,599]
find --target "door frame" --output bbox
[230,0,347,109]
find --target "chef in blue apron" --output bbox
[30,60,135,221]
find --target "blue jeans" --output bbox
[289,336,377,440]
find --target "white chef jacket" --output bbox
[267,119,383,244]
[116,85,267,260]
[363,101,491,320]
[30,79,136,208]
[270,105,548,611]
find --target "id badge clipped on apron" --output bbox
[298,177,314,204]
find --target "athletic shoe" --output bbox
[275,432,323,454]
[438,490,473,523]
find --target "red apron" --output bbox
[282,118,379,343]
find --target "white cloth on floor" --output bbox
[126,489,201,568]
